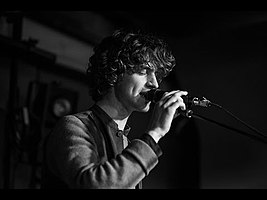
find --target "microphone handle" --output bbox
[143,89,194,118]
[144,89,193,107]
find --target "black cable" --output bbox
[191,113,267,144]
[186,96,267,144]
[209,102,266,139]
[147,91,266,144]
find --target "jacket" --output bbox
[41,104,162,189]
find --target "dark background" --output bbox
[0,10,267,189]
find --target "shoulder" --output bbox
[49,111,95,139]
[47,108,104,143]
[58,110,94,128]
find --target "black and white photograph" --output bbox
[0,10,267,189]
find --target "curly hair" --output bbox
[86,28,176,101]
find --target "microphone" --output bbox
[142,89,211,108]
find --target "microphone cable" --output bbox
[208,100,267,139]
[192,99,267,143]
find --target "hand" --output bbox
[147,90,188,143]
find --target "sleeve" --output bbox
[45,115,160,189]
[139,133,163,157]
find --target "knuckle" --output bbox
[162,104,168,109]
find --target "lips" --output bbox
[139,91,147,98]
[139,91,150,102]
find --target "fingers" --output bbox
[148,90,188,139]
[159,90,188,110]
[161,90,180,99]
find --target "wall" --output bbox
[0,16,95,188]
[171,22,267,188]
[0,56,94,188]
[22,18,94,72]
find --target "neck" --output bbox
[96,96,131,131]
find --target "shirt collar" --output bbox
[91,104,131,136]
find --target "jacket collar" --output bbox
[91,104,131,136]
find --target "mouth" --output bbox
[139,91,150,102]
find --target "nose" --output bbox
[146,72,159,89]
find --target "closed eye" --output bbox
[138,66,153,75]
[138,68,148,75]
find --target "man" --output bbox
[41,29,188,189]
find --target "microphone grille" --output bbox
[144,89,165,103]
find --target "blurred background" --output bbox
[0,10,267,189]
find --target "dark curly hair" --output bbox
[86,28,176,101]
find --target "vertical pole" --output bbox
[3,11,23,189]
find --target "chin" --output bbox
[139,101,151,112]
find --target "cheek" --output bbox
[131,83,143,95]
[130,75,147,91]
[122,74,147,96]
[114,80,133,99]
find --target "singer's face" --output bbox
[114,67,159,113]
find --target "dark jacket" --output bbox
[41,104,162,189]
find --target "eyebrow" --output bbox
[143,62,156,71]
